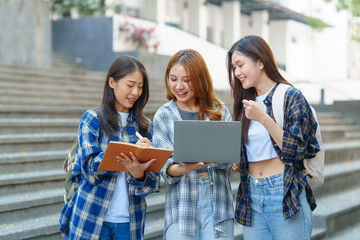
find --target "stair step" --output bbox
[319,118,355,125]
[345,131,360,140]
[313,187,360,236]
[324,140,360,164]
[0,79,102,94]
[0,62,105,77]
[0,150,67,165]
[326,221,360,240]
[312,159,360,198]
[0,169,64,186]
[0,119,79,134]
[316,112,342,119]
[0,187,64,213]
[0,213,60,240]
[0,88,102,101]
[0,133,77,152]
[0,66,103,82]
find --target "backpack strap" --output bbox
[272,83,291,128]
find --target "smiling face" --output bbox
[109,70,143,113]
[168,63,196,107]
[231,50,264,90]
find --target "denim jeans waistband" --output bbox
[247,172,284,188]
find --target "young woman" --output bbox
[228,35,320,240]
[153,49,234,239]
[59,56,160,240]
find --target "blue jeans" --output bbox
[99,221,130,240]
[165,176,234,240]
[243,173,313,240]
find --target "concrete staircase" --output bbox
[0,56,359,240]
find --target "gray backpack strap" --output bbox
[272,83,291,129]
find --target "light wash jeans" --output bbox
[99,221,130,240]
[165,176,234,240]
[243,172,313,240]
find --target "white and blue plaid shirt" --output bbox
[59,109,160,240]
[153,100,234,238]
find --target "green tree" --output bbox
[324,0,360,17]
[323,0,360,41]
[51,0,108,17]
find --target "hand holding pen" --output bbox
[135,131,152,147]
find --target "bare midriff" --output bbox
[248,156,284,178]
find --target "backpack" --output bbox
[272,83,325,188]
[63,140,79,203]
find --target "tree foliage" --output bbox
[324,0,360,17]
[51,0,106,17]
[324,0,360,42]
[306,17,332,31]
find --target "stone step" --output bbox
[324,140,360,164]
[0,65,104,82]
[0,150,67,166]
[319,118,355,126]
[0,157,63,175]
[0,169,64,187]
[0,95,167,108]
[0,105,158,119]
[0,84,165,100]
[321,125,360,142]
[0,119,79,134]
[0,212,61,240]
[0,132,77,152]
[0,61,105,77]
[0,79,102,95]
[0,105,87,119]
[325,221,360,240]
[312,159,360,199]
[0,69,164,86]
[316,112,342,119]
[0,88,102,101]
[313,187,360,237]
[345,131,360,140]
[0,187,64,214]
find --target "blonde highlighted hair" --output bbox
[164,49,223,121]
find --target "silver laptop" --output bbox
[174,120,241,163]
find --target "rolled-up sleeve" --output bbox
[75,111,113,185]
[153,109,182,186]
[281,89,320,162]
[127,172,160,196]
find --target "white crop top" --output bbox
[245,85,278,162]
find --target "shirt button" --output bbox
[255,179,259,184]
[274,143,277,147]
[108,193,111,196]
[264,100,268,104]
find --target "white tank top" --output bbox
[245,86,278,162]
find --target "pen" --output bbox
[135,131,144,139]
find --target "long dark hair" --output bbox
[97,56,150,137]
[226,35,292,142]
[164,49,223,121]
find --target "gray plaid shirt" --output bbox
[153,100,234,238]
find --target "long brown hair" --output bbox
[226,35,292,142]
[165,49,223,121]
[97,56,150,137]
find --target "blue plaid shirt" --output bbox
[153,100,234,238]
[235,83,320,226]
[59,109,160,240]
